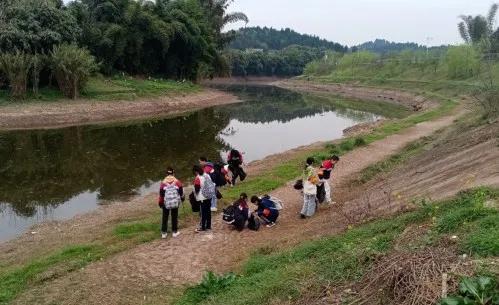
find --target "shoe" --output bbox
[210,207,218,212]
[195,228,204,233]
[300,214,306,219]
[161,233,168,239]
[266,222,276,228]
[172,231,180,238]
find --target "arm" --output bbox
[194,176,201,194]
[176,180,185,201]
[158,183,165,207]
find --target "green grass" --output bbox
[0,75,200,104]
[174,188,499,305]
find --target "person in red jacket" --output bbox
[320,155,339,204]
[158,167,184,239]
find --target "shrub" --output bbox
[51,44,98,99]
[0,51,32,99]
[439,276,498,305]
[446,45,480,79]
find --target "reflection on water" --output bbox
[0,85,383,241]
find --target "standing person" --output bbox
[320,155,340,204]
[250,195,279,227]
[301,157,319,219]
[193,165,216,232]
[227,149,246,186]
[158,168,184,239]
[199,157,219,212]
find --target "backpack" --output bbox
[228,149,242,166]
[163,183,181,209]
[222,205,246,231]
[189,191,200,212]
[213,163,227,187]
[201,173,216,199]
[263,195,284,210]
[247,215,260,231]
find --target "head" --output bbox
[240,193,248,201]
[199,156,208,166]
[192,165,203,176]
[250,195,260,204]
[331,155,340,164]
[166,167,175,176]
[306,157,315,166]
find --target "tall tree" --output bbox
[458,3,498,45]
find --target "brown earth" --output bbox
[0,89,238,130]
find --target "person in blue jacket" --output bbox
[250,195,279,228]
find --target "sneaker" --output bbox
[161,233,168,239]
[172,231,180,238]
[210,207,218,212]
[266,222,276,228]
[195,228,205,233]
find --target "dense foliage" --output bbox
[355,39,440,54]
[0,0,248,99]
[229,26,346,52]
[227,45,324,77]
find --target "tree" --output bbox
[0,0,80,53]
[51,44,98,99]
[458,3,498,45]
[0,51,33,99]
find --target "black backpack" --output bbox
[213,163,227,187]
[189,192,200,212]
[247,215,261,231]
[222,205,246,231]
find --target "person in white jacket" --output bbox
[301,157,319,218]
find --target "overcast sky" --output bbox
[225,0,497,47]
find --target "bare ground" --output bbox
[12,104,494,305]
[0,89,237,130]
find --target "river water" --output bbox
[0,85,390,241]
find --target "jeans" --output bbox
[301,194,317,217]
[200,199,212,230]
[162,207,178,233]
[211,189,217,209]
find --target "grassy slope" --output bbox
[175,188,498,305]
[0,80,458,304]
[0,76,200,105]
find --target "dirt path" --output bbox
[11,105,466,305]
[0,89,237,130]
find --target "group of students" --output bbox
[157,149,339,238]
[157,149,247,238]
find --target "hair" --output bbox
[331,155,340,161]
[199,156,208,162]
[250,195,260,203]
[306,157,315,165]
[192,165,203,175]
[240,192,248,200]
[166,167,175,175]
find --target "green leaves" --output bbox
[440,277,499,305]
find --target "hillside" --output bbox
[229,26,347,51]
[355,38,446,53]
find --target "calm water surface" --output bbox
[0,85,383,241]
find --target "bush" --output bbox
[51,44,98,99]
[446,45,480,79]
[0,51,32,99]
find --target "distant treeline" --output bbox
[229,26,347,52]
[354,39,447,54]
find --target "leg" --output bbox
[200,200,211,230]
[211,190,217,210]
[171,208,178,233]
[205,199,212,230]
[324,180,331,203]
[161,207,170,233]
